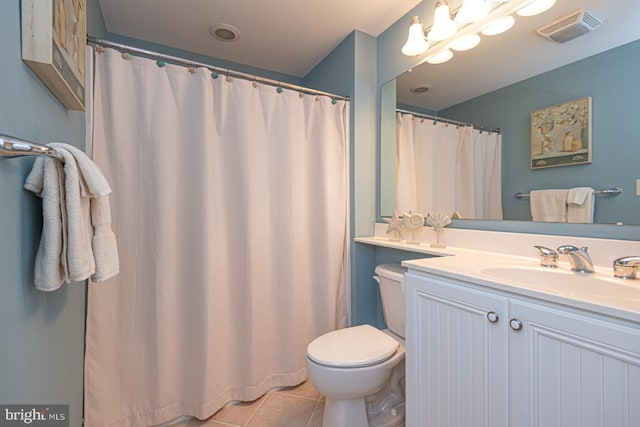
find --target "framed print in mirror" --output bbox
[530,97,591,169]
[22,0,86,111]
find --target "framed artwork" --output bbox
[530,97,591,169]
[22,0,86,111]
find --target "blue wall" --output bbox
[442,39,640,226]
[305,31,385,327]
[0,2,105,426]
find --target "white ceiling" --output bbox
[97,0,422,77]
[97,0,640,110]
[396,0,640,110]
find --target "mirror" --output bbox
[380,0,640,227]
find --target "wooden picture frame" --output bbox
[530,97,592,169]
[22,0,86,111]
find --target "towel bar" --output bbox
[0,134,63,161]
[514,188,622,199]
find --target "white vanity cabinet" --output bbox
[405,270,640,427]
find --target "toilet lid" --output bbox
[306,324,399,368]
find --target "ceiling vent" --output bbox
[537,8,602,43]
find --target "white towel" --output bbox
[530,189,569,222]
[24,143,119,291]
[24,157,67,290]
[567,187,595,223]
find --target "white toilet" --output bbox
[306,263,407,427]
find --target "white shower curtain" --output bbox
[85,48,349,426]
[396,113,502,220]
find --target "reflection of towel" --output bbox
[530,189,568,222]
[24,143,119,291]
[567,187,595,223]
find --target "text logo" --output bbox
[0,405,68,426]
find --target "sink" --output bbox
[480,265,640,302]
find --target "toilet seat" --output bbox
[307,324,399,368]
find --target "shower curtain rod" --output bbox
[396,108,501,134]
[86,36,349,101]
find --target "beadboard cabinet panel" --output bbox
[406,273,509,427]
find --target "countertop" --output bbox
[355,235,640,324]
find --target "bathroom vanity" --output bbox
[404,263,640,427]
[356,225,640,427]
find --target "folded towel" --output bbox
[50,143,119,283]
[24,143,119,290]
[24,158,67,291]
[567,187,595,223]
[530,189,568,222]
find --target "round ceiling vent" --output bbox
[410,84,433,94]
[208,23,241,42]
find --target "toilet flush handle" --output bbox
[372,275,381,284]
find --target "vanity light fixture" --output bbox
[450,34,481,51]
[428,1,457,42]
[517,0,556,17]
[481,15,515,35]
[401,0,558,64]
[427,49,454,64]
[455,0,490,25]
[402,16,430,56]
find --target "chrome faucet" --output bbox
[534,246,558,268]
[613,256,640,279]
[557,245,594,273]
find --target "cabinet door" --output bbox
[405,273,509,427]
[509,299,640,427]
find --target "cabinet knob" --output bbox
[486,311,499,323]
[509,318,523,331]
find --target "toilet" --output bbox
[306,263,407,427]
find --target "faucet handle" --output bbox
[557,244,580,254]
[613,256,640,279]
[534,245,558,268]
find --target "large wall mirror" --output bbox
[380,0,640,237]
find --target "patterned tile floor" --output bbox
[177,381,325,427]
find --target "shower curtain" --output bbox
[84,48,349,426]
[396,112,502,220]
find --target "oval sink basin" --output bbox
[480,265,640,302]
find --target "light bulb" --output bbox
[427,49,454,64]
[428,2,457,42]
[481,15,515,35]
[517,0,556,17]
[450,34,481,51]
[402,16,429,56]
[455,0,489,24]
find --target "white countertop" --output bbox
[355,233,640,324]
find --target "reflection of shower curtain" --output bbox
[85,48,349,426]
[396,113,502,220]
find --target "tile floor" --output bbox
[178,380,325,427]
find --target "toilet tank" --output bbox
[374,263,407,339]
